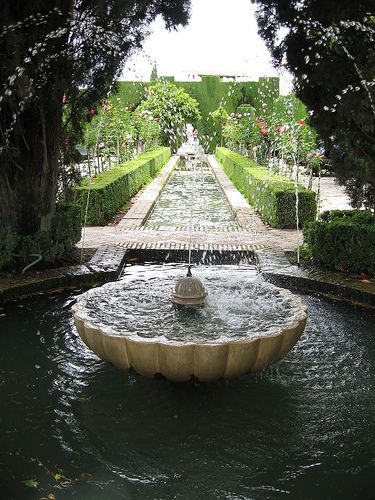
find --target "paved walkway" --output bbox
[1,155,373,307]
[78,154,352,253]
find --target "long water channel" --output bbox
[145,159,237,229]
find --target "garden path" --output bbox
[78,154,352,253]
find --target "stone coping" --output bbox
[0,246,127,304]
[256,247,375,310]
[116,155,179,228]
[1,152,374,308]
[1,243,374,310]
[72,283,308,382]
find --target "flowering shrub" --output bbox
[221,94,318,172]
[84,98,160,171]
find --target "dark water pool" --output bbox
[1,274,375,499]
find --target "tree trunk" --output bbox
[0,1,71,239]
[0,100,62,237]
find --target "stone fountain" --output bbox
[72,266,307,382]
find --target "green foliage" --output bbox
[83,98,160,166]
[116,76,281,151]
[221,93,317,168]
[0,1,191,255]
[0,220,19,269]
[150,64,158,81]
[303,211,375,276]
[252,0,375,209]
[319,209,374,224]
[74,147,170,225]
[136,81,201,152]
[215,147,317,228]
[0,202,81,271]
[208,105,228,147]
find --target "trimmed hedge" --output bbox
[303,210,375,276]
[117,77,280,151]
[74,147,171,225]
[215,147,317,228]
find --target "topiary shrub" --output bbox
[215,147,317,228]
[319,209,374,225]
[74,147,170,225]
[303,211,375,276]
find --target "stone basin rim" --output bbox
[72,300,308,347]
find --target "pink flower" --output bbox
[90,108,97,115]
[62,94,67,104]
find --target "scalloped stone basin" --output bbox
[72,266,308,382]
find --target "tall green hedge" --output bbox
[215,147,317,228]
[303,210,375,275]
[116,76,280,151]
[74,147,170,225]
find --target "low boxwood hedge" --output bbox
[303,210,375,276]
[74,147,171,225]
[215,147,317,228]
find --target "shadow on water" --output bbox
[1,289,375,499]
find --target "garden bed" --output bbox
[215,148,317,228]
[74,147,171,225]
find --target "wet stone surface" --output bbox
[75,264,303,343]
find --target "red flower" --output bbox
[257,121,266,127]
[90,108,97,115]
[260,128,269,135]
[298,119,305,125]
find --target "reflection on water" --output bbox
[145,167,237,228]
[1,266,375,499]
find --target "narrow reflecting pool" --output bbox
[145,165,237,228]
[1,264,374,499]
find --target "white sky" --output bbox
[120,0,293,94]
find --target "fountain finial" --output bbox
[171,266,208,306]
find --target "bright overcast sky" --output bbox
[120,0,293,94]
